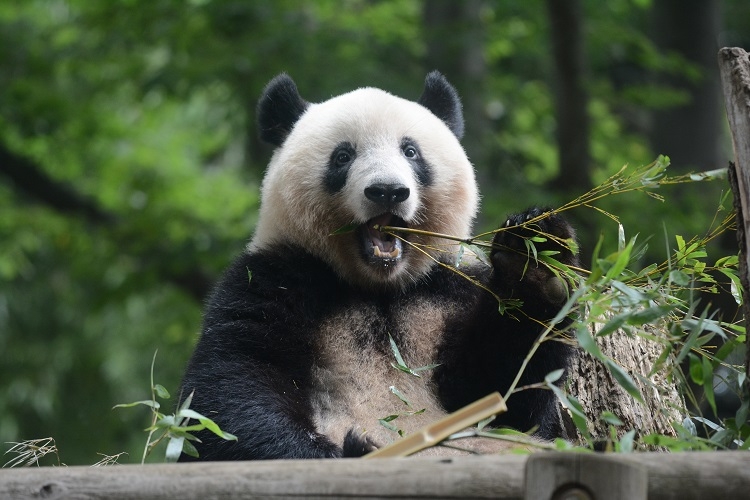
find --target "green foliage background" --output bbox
[0,0,746,464]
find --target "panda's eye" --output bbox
[402,145,419,159]
[335,151,351,166]
[331,144,355,169]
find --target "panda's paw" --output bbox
[490,207,579,305]
[342,429,380,458]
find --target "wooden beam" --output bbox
[2,453,750,499]
[719,47,750,396]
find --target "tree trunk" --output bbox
[719,47,750,399]
[545,0,592,194]
[563,321,685,443]
[422,0,487,166]
[650,0,722,171]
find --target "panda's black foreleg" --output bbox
[179,354,344,461]
[484,207,580,439]
[342,429,380,457]
[490,207,579,312]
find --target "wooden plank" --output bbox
[623,452,750,500]
[2,453,750,499]
[0,455,527,500]
[719,46,750,397]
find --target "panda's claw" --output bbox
[490,207,579,279]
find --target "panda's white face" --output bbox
[250,77,479,289]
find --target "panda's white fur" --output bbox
[178,72,578,460]
[249,86,479,289]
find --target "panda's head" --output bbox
[250,72,479,289]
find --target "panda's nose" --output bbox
[364,183,410,208]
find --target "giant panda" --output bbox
[178,71,579,460]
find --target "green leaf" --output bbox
[498,298,523,315]
[563,238,579,255]
[454,243,465,267]
[626,305,674,326]
[389,386,411,407]
[113,400,161,410]
[463,243,492,267]
[544,369,564,384]
[547,383,590,443]
[154,384,170,400]
[150,415,176,429]
[618,429,635,453]
[524,238,539,263]
[176,409,238,441]
[600,411,624,426]
[605,240,633,280]
[688,354,703,385]
[702,356,717,416]
[411,363,441,373]
[605,359,644,403]
[597,313,628,337]
[181,439,200,459]
[388,334,407,368]
[165,435,184,463]
[669,269,690,286]
[689,168,727,181]
[575,325,605,362]
[330,222,359,235]
[379,417,400,433]
[587,235,605,283]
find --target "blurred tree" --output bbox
[651,0,722,172]
[546,0,592,195]
[422,0,488,167]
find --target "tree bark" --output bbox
[719,47,750,398]
[564,321,685,443]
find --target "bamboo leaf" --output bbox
[165,436,184,463]
[113,400,160,410]
[330,222,359,235]
[702,356,717,416]
[389,386,411,407]
[575,325,605,362]
[605,359,644,403]
[688,354,703,385]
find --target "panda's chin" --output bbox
[360,214,407,268]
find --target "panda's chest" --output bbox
[309,297,451,446]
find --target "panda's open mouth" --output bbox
[361,213,406,264]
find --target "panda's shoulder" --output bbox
[212,245,334,298]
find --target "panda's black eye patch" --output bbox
[325,142,356,193]
[400,137,432,187]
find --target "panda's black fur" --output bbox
[179,72,579,460]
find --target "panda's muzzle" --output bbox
[362,213,406,263]
[359,183,411,265]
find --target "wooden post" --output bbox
[718,47,750,397]
[525,453,647,500]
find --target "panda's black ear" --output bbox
[257,73,309,146]
[417,71,464,139]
